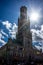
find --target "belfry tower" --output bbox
[17,6,32,56]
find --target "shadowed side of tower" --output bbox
[16,6,32,57]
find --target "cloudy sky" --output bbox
[0,0,43,51]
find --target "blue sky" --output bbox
[0,0,43,24]
[0,0,43,51]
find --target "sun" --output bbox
[29,11,40,22]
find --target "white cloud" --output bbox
[41,25,43,31]
[9,23,18,39]
[12,23,18,31]
[0,32,6,45]
[31,25,43,42]
[2,21,18,39]
[0,33,4,39]
[0,20,18,47]
[0,33,2,39]
[0,39,6,45]
[0,30,8,46]
[9,31,16,39]
[10,34,16,39]
[1,30,8,37]
[2,21,12,31]
[31,25,43,52]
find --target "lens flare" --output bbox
[29,11,40,21]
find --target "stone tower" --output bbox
[17,6,32,56]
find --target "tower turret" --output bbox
[20,6,27,19]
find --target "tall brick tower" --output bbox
[17,6,32,56]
